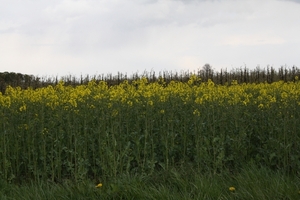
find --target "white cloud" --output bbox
[221,34,286,46]
[0,0,300,77]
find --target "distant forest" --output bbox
[1,64,300,94]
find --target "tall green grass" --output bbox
[1,165,299,199]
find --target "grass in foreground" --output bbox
[0,165,299,200]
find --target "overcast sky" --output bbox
[1,0,300,77]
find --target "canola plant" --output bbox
[0,75,299,182]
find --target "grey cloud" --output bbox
[2,0,300,77]
[287,0,300,2]
[52,0,253,55]
[134,0,159,4]
[0,0,253,57]
[173,0,221,3]
[280,0,300,3]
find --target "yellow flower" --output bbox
[96,183,103,188]
[193,109,200,116]
[231,80,238,85]
[19,104,27,112]
[229,186,235,192]
[281,92,288,99]
[23,124,28,130]
[127,101,133,106]
[147,100,153,106]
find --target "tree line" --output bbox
[1,64,300,94]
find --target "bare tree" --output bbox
[201,63,214,81]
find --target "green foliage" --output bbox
[0,71,300,188]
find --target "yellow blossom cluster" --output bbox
[0,78,299,114]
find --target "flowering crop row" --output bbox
[0,76,299,182]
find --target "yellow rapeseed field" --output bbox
[1,76,299,112]
[0,76,299,182]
